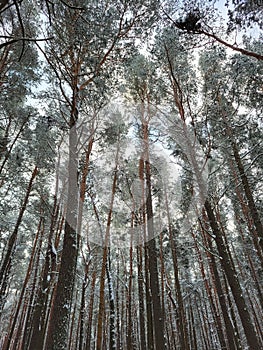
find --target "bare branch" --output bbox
[0,36,53,50]
[198,29,263,61]
[0,0,10,13]
[58,0,84,11]
[35,41,72,109]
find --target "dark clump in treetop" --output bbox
[175,9,202,33]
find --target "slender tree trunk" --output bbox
[231,137,263,252]
[192,228,227,350]
[137,245,146,350]
[204,228,240,349]
[220,109,263,252]
[165,186,190,350]
[234,211,263,309]
[3,206,41,350]
[20,216,45,350]
[144,244,154,350]
[223,273,242,348]
[68,294,78,350]
[22,217,44,349]
[75,126,94,350]
[159,232,165,315]
[85,269,97,350]
[28,197,60,350]
[115,260,121,350]
[195,295,208,349]
[205,199,261,350]
[96,144,119,350]
[78,262,89,350]
[0,166,38,312]
[189,304,198,350]
[106,252,116,350]
[127,243,133,350]
[143,120,166,350]
[228,157,263,268]
[13,219,44,350]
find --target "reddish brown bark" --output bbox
[205,200,261,350]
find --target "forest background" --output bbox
[0,0,262,349]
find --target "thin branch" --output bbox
[0,36,53,50]
[35,42,72,108]
[58,0,84,11]
[13,0,25,60]
[79,4,135,91]
[199,29,263,61]
[0,0,9,12]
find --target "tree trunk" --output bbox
[205,199,261,350]
[0,166,38,312]
[231,137,263,252]
[127,244,133,350]
[3,206,41,350]
[96,144,119,350]
[45,107,79,349]
[192,228,227,350]
[165,186,190,350]
[206,235,240,349]
[20,217,45,350]
[78,262,89,350]
[28,197,60,350]
[143,121,166,350]
[85,270,97,350]
[220,109,263,253]
[106,252,116,350]
[137,245,147,350]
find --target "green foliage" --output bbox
[125,53,165,103]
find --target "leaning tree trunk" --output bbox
[0,166,38,312]
[219,107,263,253]
[27,195,60,350]
[205,199,261,350]
[231,135,263,252]
[201,216,241,350]
[192,228,228,350]
[21,217,45,350]
[2,207,41,350]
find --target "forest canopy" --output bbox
[0,1,262,349]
